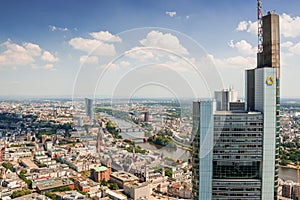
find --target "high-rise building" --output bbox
[192,11,280,200]
[144,112,149,122]
[247,11,280,198]
[215,87,238,111]
[85,98,93,119]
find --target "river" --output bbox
[102,112,191,161]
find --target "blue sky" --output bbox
[0,0,300,98]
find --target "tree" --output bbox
[165,168,173,178]
[11,189,31,198]
[281,159,291,166]
[19,170,32,188]
[45,192,56,200]
[101,180,108,186]
[52,186,72,192]
[2,162,13,171]
[109,183,119,190]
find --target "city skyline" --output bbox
[1,0,300,98]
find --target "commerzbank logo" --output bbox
[266,76,275,85]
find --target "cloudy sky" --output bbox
[0,0,300,98]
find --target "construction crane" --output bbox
[257,0,263,53]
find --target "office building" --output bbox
[192,11,280,200]
[85,98,93,119]
[215,87,238,111]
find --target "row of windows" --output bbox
[215,139,262,143]
[213,150,262,155]
[217,133,262,137]
[214,144,262,148]
[213,155,262,160]
[213,164,260,179]
[213,188,261,192]
[212,192,261,198]
[215,128,263,132]
[214,122,263,126]
[214,116,262,121]
[212,181,261,187]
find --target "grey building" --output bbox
[85,98,93,119]
[192,11,280,200]
[215,88,237,111]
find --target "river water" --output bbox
[102,113,191,161]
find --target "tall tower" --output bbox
[96,128,104,154]
[247,10,280,199]
[85,98,94,120]
[192,3,280,200]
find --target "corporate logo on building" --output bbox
[266,76,275,85]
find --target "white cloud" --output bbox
[236,21,248,31]
[210,54,256,69]
[224,56,256,68]
[32,63,56,71]
[125,47,155,61]
[0,40,35,67]
[161,60,190,73]
[24,42,42,56]
[69,37,101,52]
[282,41,294,48]
[69,37,116,56]
[43,64,55,70]
[289,41,300,55]
[280,41,300,55]
[99,60,131,71]
[0,40,59,70]
[140,31,189,55]
[166,11,176,18]
[42,51,58,62]
[49,25,68,32]
[236,20,257,35]
[236,13,300,38]
[228,40,256,55]
[89,31,121,42]
[280,13,300,38]
[79,55,99,65]
[119,61,130,67]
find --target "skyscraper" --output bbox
[192,11,280,200]
[215,87,238,111]
[85,98,94,119]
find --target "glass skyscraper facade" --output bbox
[192,11,280,200]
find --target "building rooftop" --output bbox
[93,166,108,172]
[106,189,127,200]
[36,178,73,191]
[111,171,139,182]
[56,191,86,200]
[13,193,49,200]
[20,158,38,169]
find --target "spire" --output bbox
[257,0,263,53]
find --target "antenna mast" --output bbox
[257,0,263,53]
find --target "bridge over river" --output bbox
[101,112,191,161]
[102,113,147,143]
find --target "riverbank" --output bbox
[170,136,192,151]
[101,112,191,161]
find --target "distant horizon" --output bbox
[0,95,300,101]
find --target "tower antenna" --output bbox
[257,0,263,53]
